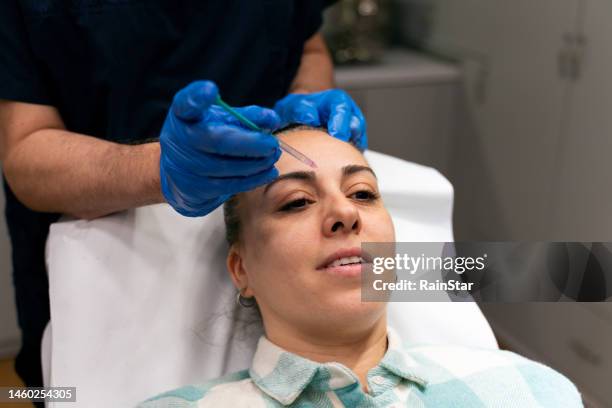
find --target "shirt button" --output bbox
[371,375,385,385]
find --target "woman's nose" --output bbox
[322,196,362,237]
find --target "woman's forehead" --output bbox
[275,130,367,173]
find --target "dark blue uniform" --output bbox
[0,0,333,398]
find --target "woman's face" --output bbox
[227,129,395,333]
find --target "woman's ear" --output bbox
[226,244,255,297]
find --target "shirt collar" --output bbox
[249,327,430,405]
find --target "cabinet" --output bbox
[420,0,582,241]
[415,1,612,406]
[551,0,612,241]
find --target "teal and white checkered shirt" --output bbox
[138,327,582,407]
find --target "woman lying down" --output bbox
[139,126,582,407]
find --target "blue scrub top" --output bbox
[0,0,334,385]
[1,0,333,141]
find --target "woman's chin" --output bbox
[317,289,386,323]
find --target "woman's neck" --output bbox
[263,316,388,393]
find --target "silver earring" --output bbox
[237,291,256,308]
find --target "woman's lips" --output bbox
[316,247,374,278]
[321,262,365,278]
[317,247,374,270]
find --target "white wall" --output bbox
[0,169,21,358]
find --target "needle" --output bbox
[215,95,317,169]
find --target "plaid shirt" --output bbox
[138,327,582,407]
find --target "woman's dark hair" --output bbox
[223,195,242,246]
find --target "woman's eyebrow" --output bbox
[262,165,377,196]
[263,171,316,195]
[343,164,377,179]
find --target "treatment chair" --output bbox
[42,150,498,407]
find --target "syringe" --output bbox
[215,96,317,169]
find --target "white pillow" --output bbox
[44,150,497,408]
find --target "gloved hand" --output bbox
[160,80,281,217]
[273,89,368,150]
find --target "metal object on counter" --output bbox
[323,0,391,65]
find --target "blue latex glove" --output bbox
[273,89,368,150]
[160,81,281,217]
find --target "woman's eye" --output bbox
[279,197,313,212]
[351,190,380,201]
